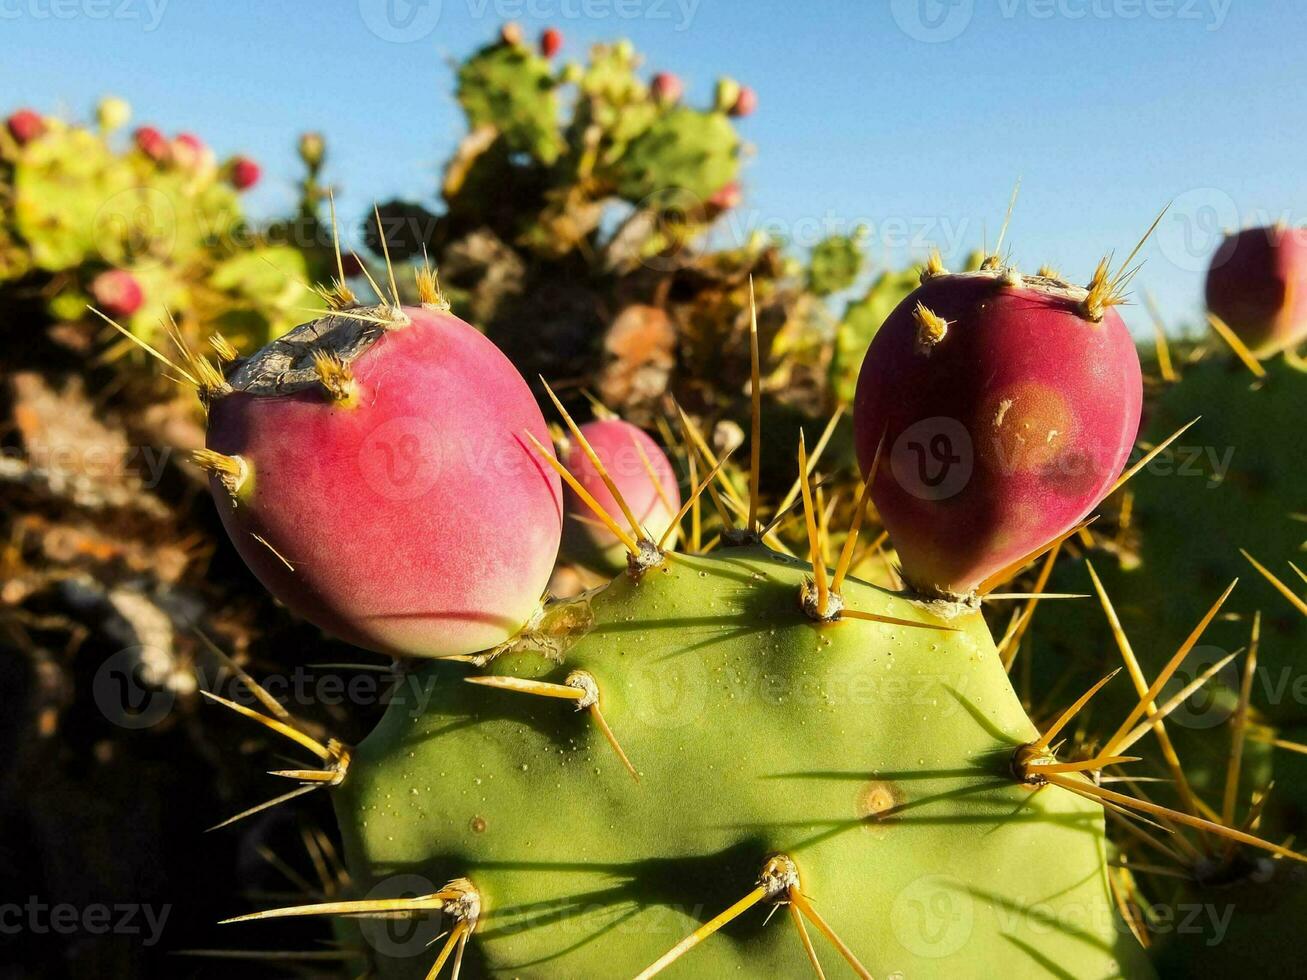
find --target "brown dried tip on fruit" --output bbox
[920,248,946,282]
[415,265,450,311]
[912,301,950,355]
[209,333,238,363]
[192,448,250,499]
[311,349,359,407]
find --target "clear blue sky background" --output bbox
[3,0,1301,335]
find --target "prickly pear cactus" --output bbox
[612,106,739,206]
[328,545,1146,978]
[457,38,563,165]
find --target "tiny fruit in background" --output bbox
[6,109,45,145]
[90,269,144,318]
[1206,223,1307,357]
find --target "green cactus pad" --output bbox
[613,108,739,207]
[457,43,563,165]
[332,547,1147,978]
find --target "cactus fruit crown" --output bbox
[97,204,1307,978]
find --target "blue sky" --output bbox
[3,0,1301,334]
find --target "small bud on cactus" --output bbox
[540,26,562,57]
[6,110,45,146]
[171,132,206,170]
[730,84,757,117]
[298,131,325,168]
[202,305,563,658]
[708,180,741,213]
[650,71,683,104]
[228,155,261,191]
[90,269,145,318]
[133,125,168,161]
[559,418,682,570]
[96,95,131,132]
[500,21,523,46]
[714,77,742,113]
[1206,224,1307,358]
[853,269,1142,599]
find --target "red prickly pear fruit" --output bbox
[560,419,681,570]
[90,269,144,318]
[133,125,169,161]
[1205,224,1307,358]
[730,85,757,117]
[651,71,683,104]
[229,156,261,191]
[852,269,1142,599]
[6,110,45,145]
[540,26,562,57]
[708,181,741,213]
[500,21,523,46]
[202,306,564,658]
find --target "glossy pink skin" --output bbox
[651,72,683,104]
[561,419,681,569]
[230,156,260,190]
[205,307,563,658]
[91,269,144,317]
[133,126,168,161]
[730,85,757,117]
[853,275,1142,596]
[6,110,44,145]
[1206,225,1307,357]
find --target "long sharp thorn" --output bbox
[841,608,957,632]
[374,204,402,309]
[659,451,733,550]
[222,894,456,925]
[1104,580,1238,755]
[450,925,470,980]
[1032,668,1122,751]
[633,438,675,515]
[1207,313,1267,378]
[633,886,768,980]
[589,704,639,782]
[327,190,350,289]
[1115,651,1242,753]
[1031,755,1141,775]
[687,447,701,551]
[675,408,734,532]
[1241,550,1307,616]
[776,409,842,517]
[790,890,873,980]
[1110,417,1201,495]
[675,402,746,514]
[1224,611,1260,827]
[208,784,320,832]
[999,541,1065,669]
[268,769,340,783]
[978,518,1097,595]
[464,675,586,701]
[1143,291,1177,382]
[798,432,829,616]
[1044,773,1307,865]
[89,308,198,385]
[194,630,291,720]
[832,430,885,596]
[1110,203,1171,293]
[353,251,388,307]
[788,897,826,980]
[200,691,330,760]
[747,276,762,534]
[424,921,469,980]
[543,379,644,541]
[993,177,1021,260]
[525,431,640,555]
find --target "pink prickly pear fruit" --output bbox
[540,26,562,57]
[6,110,45,145]
[651,71,683,105]
[1205,224,1307,357]
[171,132,206,169]
[133,125,169,161]
[730,85,757,117]
[90,269,144,318]
[229,155,261,190]
[559,418,681,571]
[200,305,563,658]
[852,267,1142,599]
